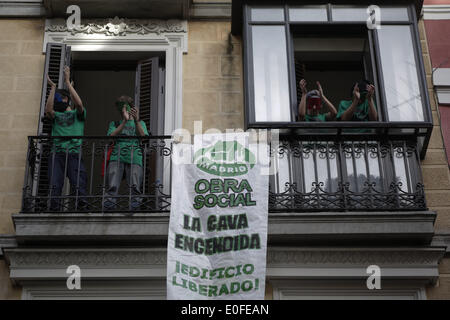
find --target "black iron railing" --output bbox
[22,136,172,213]
[268,139,426,211]
[21,136,427,213]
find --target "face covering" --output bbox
[306,90,322,113]
[54,91,70,112]
[115,101,131,113]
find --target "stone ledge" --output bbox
[12,210,437,245]
[190,2,232,20]
[431,232,450,252]
[0,1,45,17]
[0,234,17,257]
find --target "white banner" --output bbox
[167,132,269,300]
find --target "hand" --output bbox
[352,83,360,102]
[122,107,130,121]
[64,66,71,84]
[367,84,375,100]
[130,107,139,121]
[299,79,307,94]
[316,81,324,98]
[47,75,56,88]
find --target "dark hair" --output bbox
[115,95,134,113]
[116,95,134,106]
[54,89,71,105]
[350,79,372,98]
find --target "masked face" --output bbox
[54,92,69,112]
[357,81,369,103]
[115,101,131,114]
[306,90,322,116]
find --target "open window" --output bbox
[34,43,166,208]
[292,25,378,121]
[241,2,433,157]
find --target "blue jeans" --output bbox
[104,161,143,211]
[48,152,88,211]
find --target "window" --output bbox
[243,3,432,128]
[33,43,166,210]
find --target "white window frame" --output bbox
[43,18,188,136]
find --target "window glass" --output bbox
[251,8,285,22]
[378,26,424,121]
[332,6,409,22]
[380,7,410,21]
[289,6,328,22]
[332,6,368,22]
[251,25,291,122]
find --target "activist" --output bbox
[45,66,88,211]
[298,79,337,122]
[104,95,149,211]
[337,80,378,121]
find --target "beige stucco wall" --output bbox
[0,19,45,235]
[182,21,244,133]
[0,18,45,299]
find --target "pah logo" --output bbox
[194,140,256,177]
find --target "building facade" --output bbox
[0,0,449,299]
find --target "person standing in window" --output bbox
[45,66,88,211]
[104,96,149,212]
[337,80,378,121]
[298,79,337,122]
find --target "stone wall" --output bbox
[0,18,45,300]
[0,19,45,235]
[182,21,244,133]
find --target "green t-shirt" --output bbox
[336,99,376,133]
[305,113,327,122]
[337,99,372,121]
[51,109,86,153]
[107,120,149,166]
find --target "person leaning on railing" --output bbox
[104,95,149,211]
[45,66,88,211]
[298,79,337,122]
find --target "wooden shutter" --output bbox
[135,57,165,203]
[35,43,71,208]
[135,57,161,136]
[38,43,71,135]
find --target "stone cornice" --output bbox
[0,235,17,257]
[45,17,187,36]
[0,0,45,17]
[5,247,445,268]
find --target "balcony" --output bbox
[13,134,436,245]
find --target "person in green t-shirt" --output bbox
[337,80,378,122]
[45,66,87,211]
[104,95,149,211]
[298,79,337,122]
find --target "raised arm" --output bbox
[340,83,360,121]
[64,66,84,114]
[298,79,308,121]
[130,107,147,136]
[317,81,337,121]
[109,108,129,136]
[367,84,378,121]
[45,75,56,119]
